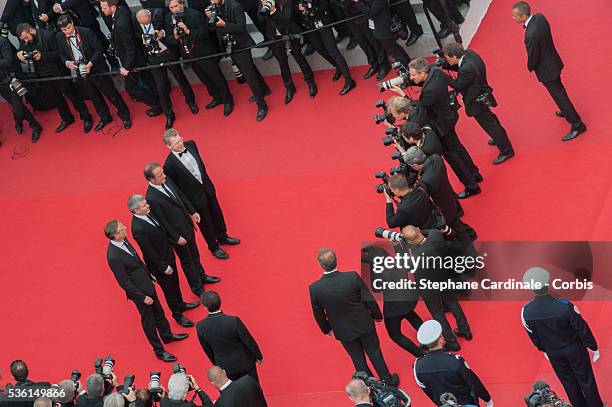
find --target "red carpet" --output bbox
[1,0,611,405]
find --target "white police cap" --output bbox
[523,267,550,290]
[417,320,442,346]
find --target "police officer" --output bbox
[414,320,493,407]
[521,267,605,407]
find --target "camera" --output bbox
[222,33,236,54]
[9,76,28,97]
[449,90,460,111]
[432,47,445,67]
[20,50,37,74]
[353,372,411,407]
[70,370,82,383]
[391,151,402,160]
[102,355,115,380]
[1,22,8,38]
[382,127,403,147]
[377,62,410,91]
[149,372,163,402]
[120,374,135,395]
[206,3,221,27]
[298,0,319,17]
[142,33,161,54]
[390,14,408,40]
[372,100,395,125]
[258,1,272,19]
[375,228,403,242]
[173,12,187,36]
[525,381,571,407]
[375,171,391,194]
[172,364,194,391]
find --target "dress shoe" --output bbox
[346,37,358,50]
[302,43,314,56]
[488,139,496,146]
[376,64,392,80]
[339,80,356,96]
[94,119,112,132]
[284,85,296,104]
[474,173,484,183]
[437,27,452,38]
[212,248,230,259]
[453,328,473,340]
[155,351,177,362]
[83,120,93,133]
[262,47,274,60]
[165,114,176,130]
[492,151,515,165]
[332,68,342,82]
[256,104,268,122]
[146,107,163,117]
[249,88,271,102]
[55,118,75,133]
[31,124,43,143]
[161,333,189,344]
[223,102,234,116]
[16,122,24,134]
[457,187,481,199]
[202,275,221,284]
[188,102,199,115]
[123,119,132,129]
[362,65,378,80]
[206,99,223,109]
[562,123,587,142]
[219,236,240,245]
[405,31,422,47]
[555,110,565,118]
[308,82,318,98]
[386,373,400,387]
[182,301,200,311]
[174,315,195,327]
[444,341,461,352]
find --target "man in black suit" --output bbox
[52,0,110,53]
[408,57,481,199]
[162,129,240,260]
[16,23,93,134]
[165,0,234,116]
[207,366,268,407]
[441,42,514,164]
[8,360,51,407]
[128,194,200,328]
[398,122,442,157]
[99,0,163,119]
[345,378,374,407]
[23,0,55,30]
[512,2,586,141]
[384,173,437,231]
[104,219,188,361]
[144,162,221,297]
[135,9,199,129]
[309,248,399,385]
[56,14,132,131]
[196,291,263,382]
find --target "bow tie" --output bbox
[178,150,188,157]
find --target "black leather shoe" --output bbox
[202,275,221,284]
[249,88,271,102]
[155,351,177,362]
[212,248,229,259]
[488,139,496,146]
[562,123,586,142]
[308,82,318,98]
[162,333,189,344]
[444,341,461,351]
[123,119,132,129]
[457,187,481,199]
[339,80,356,96]
[437,27,452,38]
[332,68,342,82]
[206,99,223,109]
[83,120,93,133]
[474,173,484,183]
[55,119,75,133]
[555,110,565,118]
[31,124,42,143]
[188,102,199,115]
[223,102,234,116]
[346,37,358,50]
[146,107,163,117]
[219,236,240,245]
[362,65,378,79]
[262,47,274,60]
[302,43,314,56]
[94,119,112,132]
[405,31,421,47]
[174,315,194,327]
[256,104,268,122]
[165,114,176,130]
[492,151,515,165]
[453,328,473,340]
[182,301,200,311]
[386,373,400,387]
[376,64,392,80]
[284,85,296,104]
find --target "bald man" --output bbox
[207,367,267,407]
[345,379,372,406]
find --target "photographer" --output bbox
[75,375,107,407]
[385,95,411,125]
[441,42,515,165]
[205,0,270,121]
[8,360,51,407]
[384,173,437,231]
[345,379,372,406]
[208,366,268,407]
[0,35,42,141]
[56,379,85,407]
[103,392,136,407]
[56,14,132,131]
[397,122,442,157]
[165,0,233,116]
[160,373,212,407]
[16,23,94,135]
[408,57,481,199]
[135,9,198,129]
[258,0,318,104]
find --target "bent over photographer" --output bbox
[384,173,437,231]
[160,373,212,407]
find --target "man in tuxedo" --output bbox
[162,129,240,260]
[196,291,263,382]
[144,162,221,297]
[135,9,199,129]
[52,0,110,53]
[512,2,586,141]
[128,194,200,328]
[441,42,515,164]
[207,366,267,407]
[56,14,132,131]
[104,219,188,362]
[99,0,163,119]
[308,248,399,386]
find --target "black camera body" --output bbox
[299,0,319,18]
[119,374,135,395]
[258,1,273,19]
[525,381,571,407]
[222,33,236,54]
[174,12,187,36]
[206,3,221,27]
[373,99,396,125]
[353,372,411,407]
[377,62,410,91]
[375,171,391,194]
[432,47,445,67]
[390,14,408,40]
[142,33,161,54]
[382,127,407,148]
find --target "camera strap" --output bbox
[416,185,447,227]
[67,32,85,63]
[464,59,496,106]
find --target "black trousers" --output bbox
[227,366,260,383]
[340,329,393,381]
[548,346,603,407]
[36,81,75,123]
[423,293,469,344]
[270,40,315,89]
[0,85,37,126]
[327,1,351,39]
[231,50,268,108]
[390,0,423,35]
[54,79,92,121]
[348,21,387,68]
[440,130,479,190]
[83,77,131,122]
[192,189,229,252]
[173,238,206,296]
[148,51,196,116]
[123,71,160,109]
[542,76,582,128]
[423,0,463,28]
[132,292,173,354]
[190,55,232,104]
[153,259,187,319]
[377,37,410,67]
[305,27,352,81]
[473,106,514,155]
[384,308,424,357]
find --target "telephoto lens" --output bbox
[382,136,395,146]
[149,372,161,391]
[376,76,405,91]
[71,370,82,383]
[102,356,115,378]
[375,227,404,242]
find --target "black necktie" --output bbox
[162,183,177,201]
[123,241,135,256]
[178,150,187,157]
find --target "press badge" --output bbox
[314,20,324,28]
[368,19,375,29]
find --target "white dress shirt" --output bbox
[134,213,157,227]
[173,150,203,184]
[219,380,232,392]
[111,240,133,256]
[524,14,533,28]
[67,35,84,62]
[149,182,177,199]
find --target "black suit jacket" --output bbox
[106,240,156,303]
[56,26,108,73]
[413,67,457,137]
[445,49,490,117]
[417,154,458,224]
[0,37,18,81]
[409,229,454,298]
[165,7,219,57]
[413,126,443,157]
[26,0,54,29]
[131,214,176,275]
[196,312,263,375]
[524,13,563,83]
[214,376,267,407]
[145,178,197,243]
[216,0,254,48]
[386,187,437,230]
[353,0,393,39]
[163,140,215,207]
[110,5,144,70]
[260,0,301,38]
[58,0,100,26]
[19,28,67,77]
[309,270,382,342]
[134,8,179,58]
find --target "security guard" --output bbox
[521,267,604,407]
[413,320,493,407]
